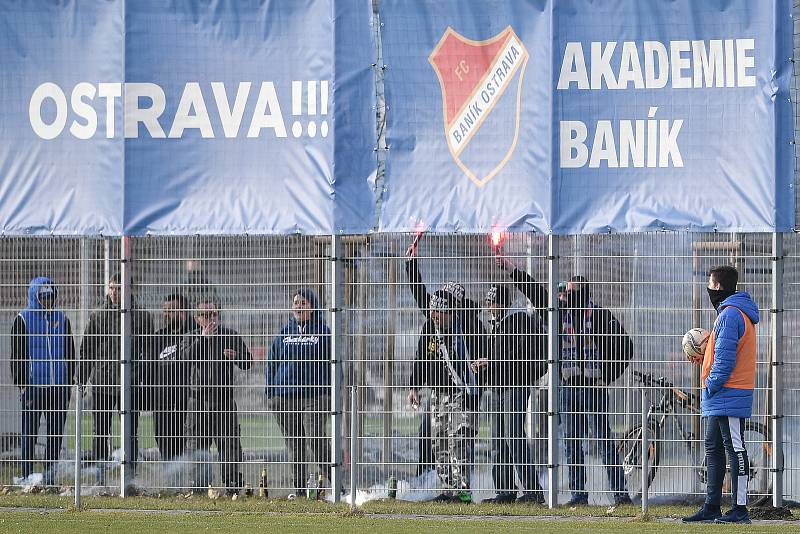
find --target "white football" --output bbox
[682,328,710,362]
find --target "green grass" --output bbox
[0,496,796,533]
[0,511,797,534]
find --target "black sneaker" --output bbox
[682,505,722,523]
[484,493,516,504]
[614,494,633,506]
[714,507,751,524]
[516,492,545,504]
[565,495,589,506]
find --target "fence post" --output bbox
[771,232,784,507]
[330,234,344,502]
[641,389,649,515]
[547,234,560,509]
[120,236,133,496]
[74,384,83,509]
[350,384,358,510]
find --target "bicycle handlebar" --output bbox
[631,370,700,413]
[631,370,675,389]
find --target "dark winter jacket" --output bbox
[409,317,481,396]
[508,268,633,385]
[482,310,547,389]
[78,296,154,391]
[406,258,487,345]
[11,277,75,388]
[148,320,194,410]
[185,325,252,408]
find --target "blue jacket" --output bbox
[701,292,759,418]
[11,277,74,387]
[266,294,331,397]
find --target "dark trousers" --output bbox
[272,394,331,492]
[705,415,749,508]
[560,386,627,501]
[490,387,541,496]
[20,386,69,482]
[417,396,433,476]
[91,387,139,474]
[154,401,187,462]
[185,398,244,490]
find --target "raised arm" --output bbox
[405,257,432,314]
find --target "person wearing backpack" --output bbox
[497,256,634,506]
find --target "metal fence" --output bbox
[0,232,797,507]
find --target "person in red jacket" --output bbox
[683,265,758,525]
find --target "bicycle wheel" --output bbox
[619,423,659,500]
[743,421,777,497]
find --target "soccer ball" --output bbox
[682,328,710,364]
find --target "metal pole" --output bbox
[350,384,358,511]
[120,236,133,496]
[547,234,560,509]
[771,232,784,507]
[641,389,649,515]
[103,238,111,293]
[74,385,83,509]
[330,234,344,502]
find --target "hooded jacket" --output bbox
[266,288,331,397]
[78,294,154,390]
[11,277,75,387]
[701,291,760,418]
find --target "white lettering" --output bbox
[557,42,589,89]
[169,82,213,138]
[247,82,287,138]
[124,83,166,138]
[29,83,67,140]
[69,82,97,140]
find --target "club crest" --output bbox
[429,26,528,187]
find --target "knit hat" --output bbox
[429,289,455,313]
[441,281,465,304]
[485,284,512,308]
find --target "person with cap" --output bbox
[11,277,75,487]
[266,288,332,497]
[497,257,634,506]
[405,237,487,477]
[78,272,154,487]
[472,283,547,504]
[184,296,252,496]
[407,289,481,503]
[147,293,194,464]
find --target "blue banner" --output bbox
[378,0,794,234]
[0,0,376,235]
[378,0,552,233]
[0,1,124,235]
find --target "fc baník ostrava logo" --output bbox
[429,26,528,187]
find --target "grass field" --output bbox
[0,496,797,533]
[0,510,798,534]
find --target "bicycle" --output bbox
[618,370,775,501]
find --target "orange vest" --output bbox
[701,307,756,390]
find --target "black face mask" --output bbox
[707,288,735,311]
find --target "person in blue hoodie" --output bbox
[266,288,331,496]
[11,277,75,486]
[684,265,759,525]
